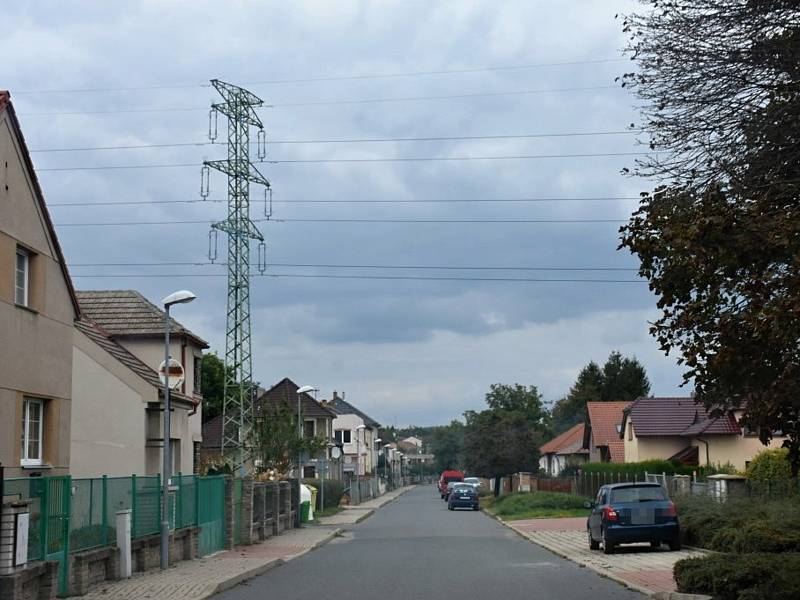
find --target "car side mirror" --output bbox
[584,501,595,509]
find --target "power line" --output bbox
[68,272,644,283]
[28,129,641,153]
[18,84,620,117]
[12,58,627,95]
[54,217,626,227]
[46,196,641,207]
[68,260,638,272]
[36,151,650,172]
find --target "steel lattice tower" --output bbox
[203,79,270,467]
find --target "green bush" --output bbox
[491,491,588,517]
[675,494,800,552]
[579,459,734,476]
[746,447,792,482]
[675,553,800,600]
[302,478,344,509]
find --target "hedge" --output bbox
[746,447,792,482]
[675,494,800,552]
[675,553,800,600]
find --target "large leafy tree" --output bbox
[430,420,465,471]
[619,1,800,472]
[249,402,327,474]
[200,353,226,422]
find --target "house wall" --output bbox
[625,428,687,464]
[697,435,786,471]
[0,111,75,477]
[332,413,377,475]
[70,340,147,477]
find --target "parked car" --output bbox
[586,482,680,554]
[463,477,481,489]
[447,483,479,511]
[438,470,464,499]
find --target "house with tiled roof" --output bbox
[71,319,198,477]
[583,402,630,463]
[75,289,208,473]
[201,378,338,478]
[0,91,80,477]
[538,423,588,476]
[621,396,786,470]
[325,392,381,476]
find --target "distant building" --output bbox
[538,423,588,476]
[583,402,630,463]
[0,91,80,477]
[326,392,381,476]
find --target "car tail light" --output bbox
[664,501,677,517]
[603,507,619,522]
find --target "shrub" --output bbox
[302,478,344,509]
[746,447,792,483]
[675,553,800,600]
[490,491,588,517]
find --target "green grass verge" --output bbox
[483,491,590,520]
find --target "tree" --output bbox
[249,402,327,474]
[463,383,550,492]
[201,353,226,422]
[430,420,465,471]
[619,1,800,473]
[550,354,650,433]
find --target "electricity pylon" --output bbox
[202,79,269,468]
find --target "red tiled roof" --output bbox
[540,423,586,455]
[0,91,80,318]
[586,402,630,463]
[623,396,741,437]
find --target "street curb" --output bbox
[355,509,375,523]
[487,513,660,598]
[209,527,343,597]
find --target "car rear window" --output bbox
[610,486,667,503]
[453,485,474,492]
[444,476,462,483]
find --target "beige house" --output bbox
[326,392,381,476]
[0,91,80,478]
[72,290,208,476]
[621,396,786,471]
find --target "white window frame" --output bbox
[15,247,29,307]
[335,429,351,444]
[303,419,316,438]
[21,397,44,466]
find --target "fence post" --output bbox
[177,472,183,529]
[40,477,50,561]
[194,475,199,527]
[60,476,72,595]
[102,475,108,547]
[131,474,137,539]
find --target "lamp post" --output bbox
[383,444,392,486]
[160,290,196,571]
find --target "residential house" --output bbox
[74,290,208,474]
[538,423,588,476]
[71,319,199,477]
[399,436,424,453]
[0,91,80,478]
[201,377,337,477]
[583,401,630,463]
[327,392,381,476]
[621,396,787,471]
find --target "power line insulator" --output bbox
[200,164,210,199]
[257,129,266,160]
[208,228,218,262]
[208,109,218,142]
[264,187,273,219]
[257,241,267,274]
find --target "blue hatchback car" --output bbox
[447,483,479,511]
[586,483,680,554]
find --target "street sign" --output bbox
[158,357,185,390]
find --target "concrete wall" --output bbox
[0,110,75,477]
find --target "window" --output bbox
[20,398,43,466]
[15,248,29,306]
[304,420,315,439]
[193,356,202,394]
[615,423,622,434]
[335,429,351,444]
[170,439,181,475]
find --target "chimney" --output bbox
[332,391,339,400]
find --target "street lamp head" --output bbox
[162,290,197,307]
[296,385,316,394]
[384,444,392,448]
[356,424,366,430]
[375,438,382,443]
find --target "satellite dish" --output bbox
[331,447,342,459]
[158,357,185,390]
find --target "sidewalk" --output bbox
[497,516,708,597]
[317,485,413,525]
[82,526,341,600]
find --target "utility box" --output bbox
[0,501,30,576]
[116,509,133,578]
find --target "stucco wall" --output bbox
[332,413,377,475]
[0,111,75,477]
[700,435,785,471]
[626,432,688,464]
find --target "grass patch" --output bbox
[485,491,590,520]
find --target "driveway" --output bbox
[213,484,643,599]
[502,517,709,595]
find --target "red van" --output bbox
[438,470,464,499]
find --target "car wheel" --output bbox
[588,530,600,550]
[448,505,454,511]
[668,538,682,551]
[602,529,614,554]
[473,505,479,511]
[650,541,661,549]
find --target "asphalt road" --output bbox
[214,485,643,600]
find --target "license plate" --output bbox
[631,508,655,525]
[460,496,470,500]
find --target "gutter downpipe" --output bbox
[696,437,711,467]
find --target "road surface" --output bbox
[214,485,643,599]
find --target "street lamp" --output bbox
[355,425,366,477]
[383,444,392,482]
[296,385,316,480]
[374,438,381,479]
[160,290,196,571]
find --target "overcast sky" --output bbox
[3,0,687,426]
